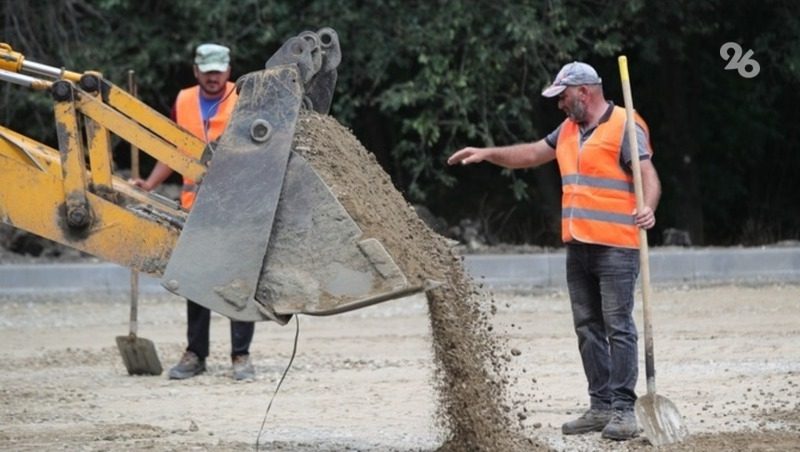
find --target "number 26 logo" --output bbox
[720,42,760,78]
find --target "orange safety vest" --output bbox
[174,82,238,209]
[556,106,652,249]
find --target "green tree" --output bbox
[2,0,799,246]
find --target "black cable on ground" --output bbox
[255,314,300,451]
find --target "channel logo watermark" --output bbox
[720,42,760,78]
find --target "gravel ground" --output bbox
[0,284,798,451]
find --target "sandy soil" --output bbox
[295,111,530,450]
[1,283,798,451]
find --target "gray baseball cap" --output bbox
[541,61,602,98]
[194,43,230,73]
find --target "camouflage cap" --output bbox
[541,61,602,98]
[194,43,230,73]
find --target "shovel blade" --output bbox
[115,335,163,376]
[635,393,689,446]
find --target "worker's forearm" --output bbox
[484,140,555,169]
[641,162,661,211]
[448,139,554,169]
[482,143,531,168]
[142,162,174,191]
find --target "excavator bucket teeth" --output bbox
[162,29,425,322]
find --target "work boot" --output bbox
[168,351,206,380]
[562,408,612,435]
[232,354,255,381]
[601,409,639,440]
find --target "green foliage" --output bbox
[2,0,799,245]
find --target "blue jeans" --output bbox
[566,243,639,411]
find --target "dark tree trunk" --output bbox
[658,57,705,245]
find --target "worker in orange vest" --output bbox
[447,61,661,441]
[133,43,257,381]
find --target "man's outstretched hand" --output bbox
[447,147,487,166]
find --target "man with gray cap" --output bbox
[448,61,661,440]
[133,43,257,381]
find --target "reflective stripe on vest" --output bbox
[175,82,238,209]
[561,174,634,193]
[556,106,651,249]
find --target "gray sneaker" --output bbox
[562,408,613,435]
[232,354,255,381]
[601,409,639,440]
[168,351,206,380]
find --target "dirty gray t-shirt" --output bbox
[544,102,650,168]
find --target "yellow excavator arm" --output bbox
[1,29,434,324]
[0,43,200,274]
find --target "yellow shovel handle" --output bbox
[618,55,656,395]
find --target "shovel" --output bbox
[618,56,688,446]
[115,70,163,376]
[116,270,163,375]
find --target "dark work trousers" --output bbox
[566,242,640,411]
[185,299,255,360]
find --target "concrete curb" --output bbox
[463,247,800,290]
[1,247,798,295]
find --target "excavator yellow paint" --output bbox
[105,84,207,161]
[0,147,179,274]
[77,93,207,182]
[0,29,431,322]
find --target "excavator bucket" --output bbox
[162,29,434,323]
